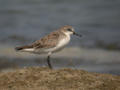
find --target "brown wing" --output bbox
[15,45,33,51]
[32,31,61,49]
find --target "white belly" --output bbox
[31,38,70,54]
[54,37,70,51]
[45,36,70,53]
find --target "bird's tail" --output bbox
[15,45,33,51]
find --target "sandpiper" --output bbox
[15,25,82,69]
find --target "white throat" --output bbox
[63,31,72,38]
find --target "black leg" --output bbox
[47,55,52,69]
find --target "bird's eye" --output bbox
[67,28,72,31]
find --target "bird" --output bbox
[15,25,82,69]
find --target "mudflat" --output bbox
[0,67,120,90]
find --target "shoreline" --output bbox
[0,44,120,75]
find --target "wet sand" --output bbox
[0,67,120,90]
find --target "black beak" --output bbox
[73,32,82,37]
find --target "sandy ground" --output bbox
[0,67,120,90]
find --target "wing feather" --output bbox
[32,31,61,49]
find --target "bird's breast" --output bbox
[43,35,70,53]
[45,38,70,52]
[52,36,70,52]
[57,36,70,48]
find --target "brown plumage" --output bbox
[15,45,33,51]
[15,27,67,51]
[32,30,65,49]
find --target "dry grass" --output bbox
[0,67,120,90]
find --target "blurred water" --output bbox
[0,0,120,47]
[0,44,120,75]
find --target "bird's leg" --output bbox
[47,54,52,69]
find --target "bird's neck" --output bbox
[62,31,71,39]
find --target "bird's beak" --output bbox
[73,32,82,37]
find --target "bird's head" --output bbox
[60,25,82,37]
